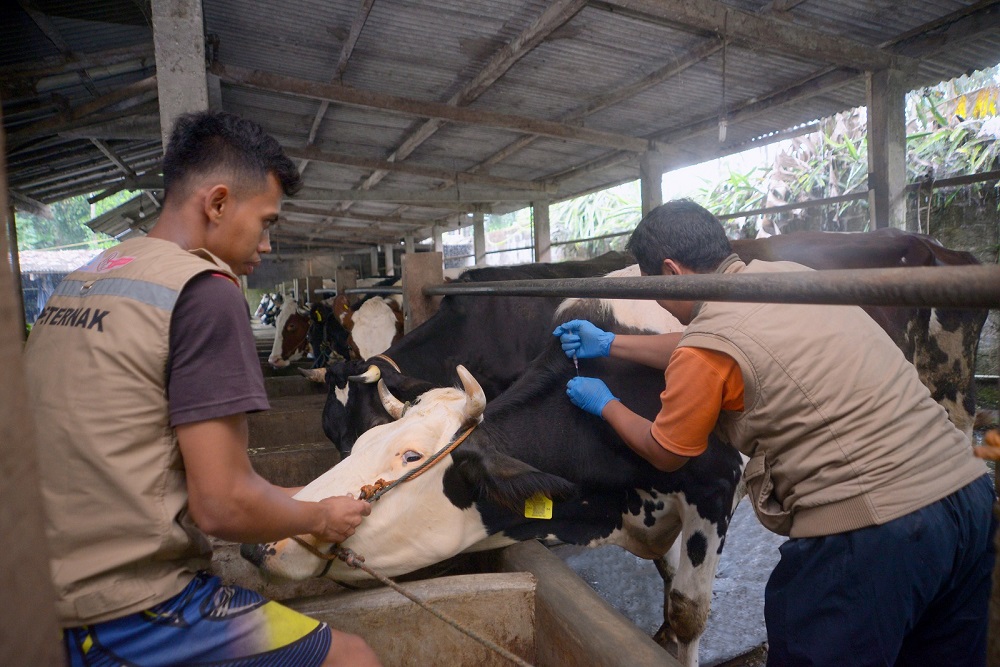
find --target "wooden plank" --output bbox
[210,63,655,154]
[533,202,551,263]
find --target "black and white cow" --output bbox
[244,269,744,667]
[321,230,985,457]
[318,252,636,455]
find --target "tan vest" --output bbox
[24,237,239,626]
[680,257,986,538]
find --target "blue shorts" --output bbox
[63,572,332,666]
[765,474,996,667]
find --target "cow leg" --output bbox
[653,539,680,647]
[660,499,727,667]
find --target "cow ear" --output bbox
[449,449,577,513]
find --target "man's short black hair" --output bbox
[626,200,733,274]
[162,111,302,202]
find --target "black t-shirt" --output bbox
[167,272,270,427]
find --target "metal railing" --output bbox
[422,265,1000,309]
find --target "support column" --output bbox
[640,152,664,216]
[152,0,209,148]
[432,225,444,253]
[382,243,395,276]
[532,201,551,263]
[473,212,486,266]
[369,247,378,277]
[0,102,64,667]
[404,235,415,255]
[402,252,443,334]
[866,69,907,230]
[335,268,357,299]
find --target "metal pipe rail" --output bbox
[422,265,1000,309]
[343,286,403,296]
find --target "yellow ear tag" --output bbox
[524,492,554,520]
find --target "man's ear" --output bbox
[661,258,693,276]
[204,184,230,224]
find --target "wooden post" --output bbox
[473,212,486,265]
[532,201,551,263]
[382,243,395,276]
[404,235,415,255]
[152,0,209,148]
[402,252,443,334]
[302,276,324,304]
[432,225,444,253]
[866,69,907,230]
[0,98,65,667]
[6,204,25,338]
[640,152,664,216]
[335,268,357,299]
[368,247,379,278]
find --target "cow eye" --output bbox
[402,450,423,464]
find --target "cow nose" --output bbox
[240,542,265,566]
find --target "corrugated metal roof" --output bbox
[3,0,999,254]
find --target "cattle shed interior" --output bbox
[3,0,1000,270]
[3,3,1000,665]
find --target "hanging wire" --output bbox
[719,11,729,144]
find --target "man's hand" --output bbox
[553,320,615,359]
[973,429,1000,461]
[312,495,372,543]
[566,376,619,418]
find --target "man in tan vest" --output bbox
[25,111,380,666]
[554,200,994,666]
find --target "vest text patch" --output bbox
[35,305,110,332]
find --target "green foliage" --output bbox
[550,182,641,260]
[15,191,138,251]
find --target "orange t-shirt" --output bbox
[651,347,745,457]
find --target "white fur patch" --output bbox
[555,265,685,334]
[351,298,399,360]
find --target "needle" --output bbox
[573,353,579,376]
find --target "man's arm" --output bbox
[609,332,683,371]
[602,401,690,472]
[177,413,369,544]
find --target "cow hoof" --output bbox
[653,623,678,652]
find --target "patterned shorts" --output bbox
[63,572,331,666]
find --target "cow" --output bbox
[243,273,745,667]
[316,252,636,455]
[321,230,985,458]
[267,297,310,368]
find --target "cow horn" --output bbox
[378,379,406,420]
[348,365,381,384]
[456,365,486,421]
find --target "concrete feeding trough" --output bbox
[212,540,677,667]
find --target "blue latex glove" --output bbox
[552,319,615,359]
[566,376,618,418]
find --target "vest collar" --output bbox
[689,253,744,320]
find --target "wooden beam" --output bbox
[889,0,1000,59]
[17,0,100,96]
[283,146,553,193]
[599,0,913,71]
[0,44,153,81]
[210,63,656,154]
[352,0,588,195]
[294,186,541,204]
[90,139,161,209]
[8,190,52,219]
[7,77,158,148]
[283,203,443,227]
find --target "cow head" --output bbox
[243,365,575,581]
[268,300,310,368]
